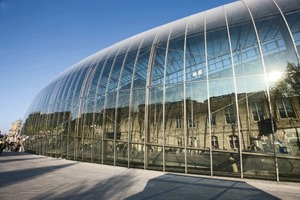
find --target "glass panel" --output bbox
[207,10,242,178]
[213,151,241,178]
[185,21,210,174]
[165,84,184,147]
[115,142,128,167]
[70,67,90,162]
[91,138,102,164]
[165,147,185,173]
[278,156,300,182]
[285,11,300,57]
[148,86,163,145]
[255,4,300,182]
[186,81,210,175]
[103,92,117,165]
[274,0,300,13]
[128,46,151,168]
[70,66,95,162]
[129,143,144,169]
[129,89,145,169]
[147,41,167,174]
[103,139,114,165]
[244,0,279,19]
[242,153,277,181]
[228,7,267,160]
[117,90,130,142]
[146,145,163,171]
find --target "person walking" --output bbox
[0,140,3,156]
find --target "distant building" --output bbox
[22,0,300,182]
[6,119,22,150]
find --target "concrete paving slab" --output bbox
[0,152,299,200]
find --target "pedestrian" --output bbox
[0,140,3,156]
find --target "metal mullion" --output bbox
[163,29,172,172]
[183,17,190,174]
[204,12,213,177]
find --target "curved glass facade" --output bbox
[23,0,300,182]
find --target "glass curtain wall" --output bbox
[275,0,300,182]
[185,13,210,175]
[22,0,300,182]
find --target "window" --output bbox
[229,135,239,149]
[276,98,296,118]
[188,114,196,127]
[211,135,219,149]
[251,102,264,121]
[176,115,181,129]
[211,114,216,126]
[225,107,235,124]
[177,137,182,146]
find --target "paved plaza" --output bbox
[0,152,299,200]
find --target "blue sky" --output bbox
[0,0,236,134]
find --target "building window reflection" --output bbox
[211,135,219,149]
[177,137,182,146]
[225,107,235,124]
[251,102,265,121]
[229,135,239,149]
[176,115,181,129]
[276,98,296,118]
[211,114,216,126]
[188,114,196,128]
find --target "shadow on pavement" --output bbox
[0,152,281,200]
[126,173,280,200]
[33,173,137,200]
[0,163,76,187]
[0,157,45,164]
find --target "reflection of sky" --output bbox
[20,0,300,131]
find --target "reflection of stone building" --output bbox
[22,0,300,182]
[5,119,22,150]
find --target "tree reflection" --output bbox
[271,63,300,97]
[271,62,300,150]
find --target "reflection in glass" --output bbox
[22,0,300,182]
